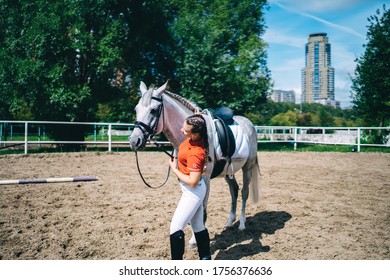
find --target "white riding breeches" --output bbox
[170,178,206,234]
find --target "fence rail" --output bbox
[1,120,389,154]
[256,126,390,151]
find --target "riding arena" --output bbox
[0,150,389,260]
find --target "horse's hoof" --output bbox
[238,225,246,231]
[188,235,197,249]
[226,219,235,228]
[188,241,197,249]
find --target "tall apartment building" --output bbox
[301,33,335,103]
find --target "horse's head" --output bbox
[129,81,168,151]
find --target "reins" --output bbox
[134,144,173,189]
[133,95,174,189]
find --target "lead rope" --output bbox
[134,146,173,189]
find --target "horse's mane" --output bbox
[164,90,201,112]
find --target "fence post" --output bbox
[294,127,297,151]
[38,126,41,148]
[357,128,361,152]
[108,124,112,152]
[94,124,97,144]
[24,122,28,154]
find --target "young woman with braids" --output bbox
[168,113,211,260]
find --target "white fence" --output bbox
[256,126,390,151]
[0,120,389,154]
[0,121,136,154]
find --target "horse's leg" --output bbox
[238,164,252,230]
[225,175,239,228]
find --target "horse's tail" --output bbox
[250,155,260,204]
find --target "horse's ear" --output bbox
[156,80,169,96]
[140,81,148,95]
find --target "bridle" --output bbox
[134,96,164,140]
[133,95,173,189]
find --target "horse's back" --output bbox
[232,115,258,156]
[218,115,258,176]
[233,115,257,138]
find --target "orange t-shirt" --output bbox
[177,138,205,175]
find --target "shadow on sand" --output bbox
[211,211,292,260]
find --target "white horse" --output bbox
[129,81,260,245]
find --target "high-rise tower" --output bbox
[301,33,335,103]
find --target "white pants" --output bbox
[170,178,206,234]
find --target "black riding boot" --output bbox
[170,230,185,260]
[194,229,211,260]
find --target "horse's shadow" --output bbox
[211,211,292,260]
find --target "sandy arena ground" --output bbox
[0,151,389,260]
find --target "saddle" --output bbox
[206,107,236,178]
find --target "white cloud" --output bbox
[332,45,357,75]
[299,12,365,39]
[323,44,356,106]
[269,1,365,39]
[264,29,306,48]
[269,0,369,13]
[273,57,304,72]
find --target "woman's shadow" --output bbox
[211,211,292,260]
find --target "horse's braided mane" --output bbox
[165,90,201,112]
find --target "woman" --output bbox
[168,114,211,260]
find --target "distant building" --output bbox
[314,98,340,108]
[270,89,296,103]
[301,33,335,104]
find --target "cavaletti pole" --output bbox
[0,176,97,185]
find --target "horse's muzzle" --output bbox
[129,129,147,151]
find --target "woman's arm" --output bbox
[169,158,202,188]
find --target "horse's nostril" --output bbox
[136,138,141,147]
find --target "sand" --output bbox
[0,151,389,260]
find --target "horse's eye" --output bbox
[150,108,157,114]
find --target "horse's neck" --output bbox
[161,96,191,149]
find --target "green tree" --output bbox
[255,100,359,127]
[351,5,390,127]
[1,0,271,128]
[167,0,271,114]
[0,1,174,121]
[270,110,299,126]
[0,0,177,148]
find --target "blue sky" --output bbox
[264,0,387,108]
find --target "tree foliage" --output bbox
[351,5,390,127]
[0,0,270,124]
[0,0,174,124]
[248,100,360,127]
[1,0,373,135]
[168,0,271,114]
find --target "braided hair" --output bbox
[186,114,211,162]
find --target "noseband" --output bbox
[134,96,164,140]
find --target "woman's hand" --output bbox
[168,157,176,170]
